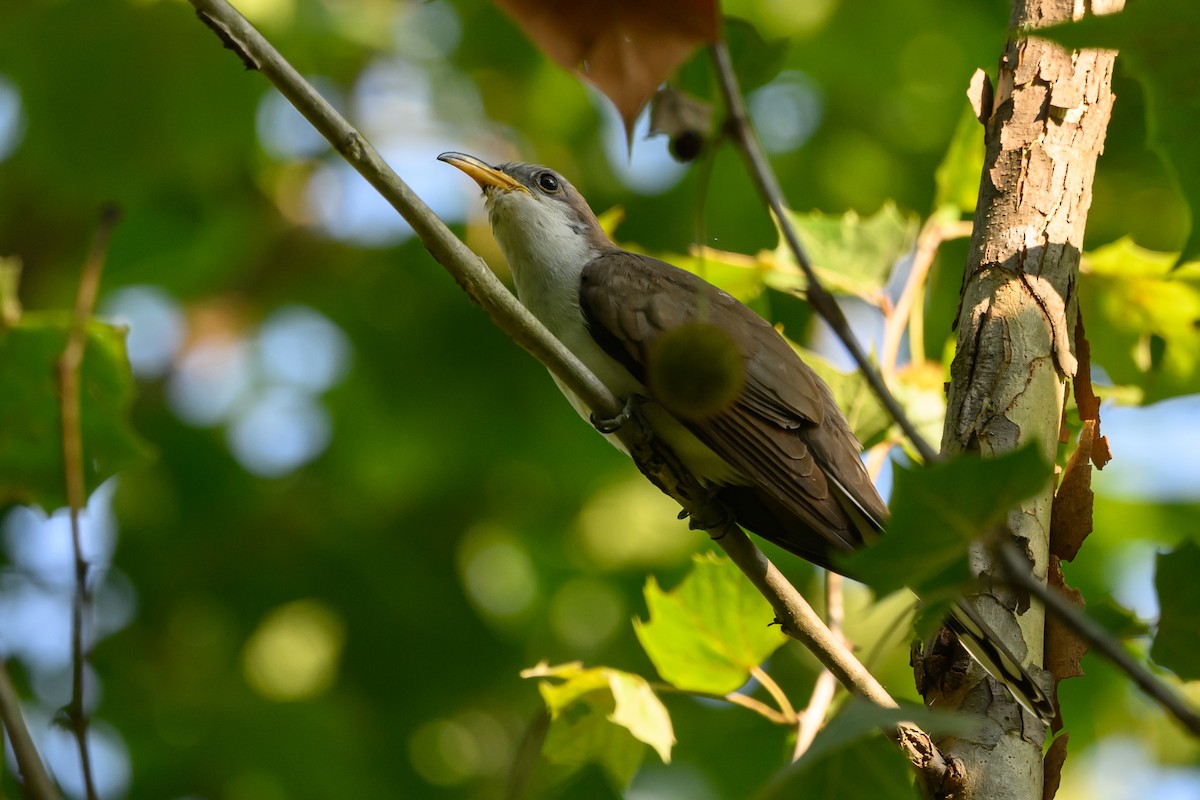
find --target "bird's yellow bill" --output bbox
[437,152,527,193]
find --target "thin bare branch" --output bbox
[793,571,843,760]
[880,217,973,381]
[56,206,119,800]
[0,662,61,800]
[709,41,939,465]
[793,671,837,760]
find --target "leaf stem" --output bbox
[751,665,796,723]
[880,215,973,381]
[56,205,119,800]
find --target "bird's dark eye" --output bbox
[536,172,560,193]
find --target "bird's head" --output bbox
[438,152,613,283]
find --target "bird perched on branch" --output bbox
[439,151,1053,723]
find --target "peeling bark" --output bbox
[919,1,1121,798]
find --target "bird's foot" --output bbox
[682,500,736,535]
[590,395,639,434]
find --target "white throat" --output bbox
[485,190,601,338]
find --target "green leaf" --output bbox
[1040,1,1200,262]
[934,104,985,215]
[843,444,1050,627]
[1090,596,1151,641]
[1079,238,1200,403]
[634,553,787,695]
[771,203,919,299]
[724,17,790,93]
[1151,540,1200,680]
[0,312,150,510]
[522,661,674,786]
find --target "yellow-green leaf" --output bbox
[634,553,787,695]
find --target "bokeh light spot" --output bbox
[101,285,185,378]
[226,387,333,477]
[549,578,625,652]
[458,525,537,620]
[256,305,351,392]
[242,600,346,701]
[408,718,481,787]
[575,479,698,570]
[167,339,254,427]
[0,74,25,162]
[750,71,822,154]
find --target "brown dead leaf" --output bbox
[492,0,720,135]
[1046,557,1087,733]
[1050,419,1099,562]
[1043,733,1070,800]
[1072,313,1112,467]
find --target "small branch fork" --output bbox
[56,206,120,800]
[184,0,959,790]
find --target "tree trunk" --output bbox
[922,1,1122,798]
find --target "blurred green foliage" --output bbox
[0,0,1197,798]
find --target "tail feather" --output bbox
[946,600,1055,723]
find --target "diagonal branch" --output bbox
[185,0,958,789]
[996,542,1200,737]
[709,41,939,465]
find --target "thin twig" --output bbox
[184,1,957,789]
[880,217,974,381]
[793,671,837,760]
[793,569,845,760]
[709,41,939,465]
[56,206,119,800]
[751,665,797,722]
[997,542,1200,737]
[0,662,61,800]
[651,680,793,725]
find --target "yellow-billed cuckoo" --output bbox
[439,151,1053,723]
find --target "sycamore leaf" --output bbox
[492,0,720,136]
[771,204,919,300]
[634,553,787,695]
[521,661,674,786]
[1151,540,1200,680]
[0,312,150,510]
[843,444,1050,630]
[1079,239,1200,403]
[1041,0,1200,263]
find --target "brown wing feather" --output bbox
[580,251,888,570]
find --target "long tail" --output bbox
[945,600,1055,723]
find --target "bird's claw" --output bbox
[590,396,638,434]
[688,502,735,534]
